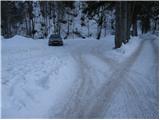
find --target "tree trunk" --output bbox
[31,18,35,38]
[97,13,103,39]
[153,19,157,33]
[122,1,128,44]
[141,15,150,34]
[115,1,132,48]
[115,2,122,48]
[104,18,107,37]
[126,2,131,43]
[67,14,70,36]
[87,20,90,37]
[132,16,137,36]
[28,19,31,36]
[25,16,28,36]
[97,24,103,39]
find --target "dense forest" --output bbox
[1,1,159,48]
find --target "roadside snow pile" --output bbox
[1,35,4,40]
[2,35,34,49]
[104,36,142,62]
[117,37,141,55]
[4,35,34,43]
[149,34,159,49]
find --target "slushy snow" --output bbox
[1,34,159,118]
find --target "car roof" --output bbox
[50,34,61,39]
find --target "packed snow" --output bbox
[1,34,159,118]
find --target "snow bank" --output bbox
[104,36,142,62]
[0,35,4,40]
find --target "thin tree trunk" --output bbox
[87,20,90,37]
[97,11,103,39]
[122,1,127,44]
[67,14,70,35]
[25,15,29,36]
[104,19,107,37]
[31,18,34,38]
[28,19,31,36]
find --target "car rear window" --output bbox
[50,35,60,39]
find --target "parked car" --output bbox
[48,34,63,46]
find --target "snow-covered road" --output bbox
[1,34,159,118]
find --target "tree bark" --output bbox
[87,20,90,37]
[31,18,35,38]
[141,15,150,34]
[132,16,137,36]
[115,1,132,48]
[97,10,104,39]
[25,16,28,36]
[115,2,122,48]
[126,2,131,42]
[122,1,128,44]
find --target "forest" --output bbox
[1,1,158,48]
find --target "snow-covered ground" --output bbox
[1,34,159,118]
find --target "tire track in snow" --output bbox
[146,36,159,117]
[57,37,150,118]
[86,38,150,118]
[51,54,95,118]
[99,36,158,118]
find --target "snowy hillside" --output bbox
[1,34,158,118]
